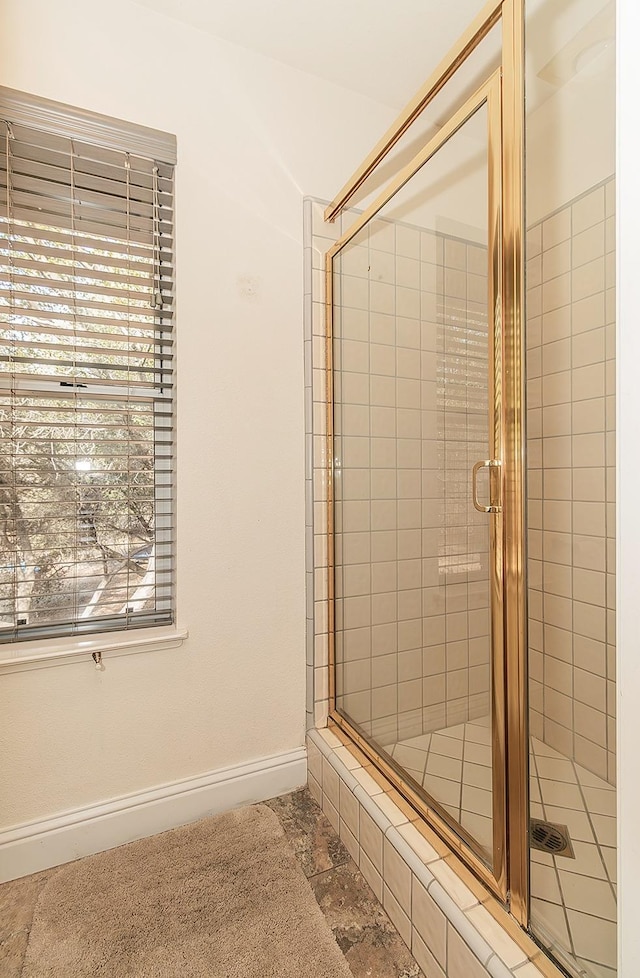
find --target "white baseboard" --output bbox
[0,746,307,883]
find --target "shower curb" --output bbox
[308,727,551,978]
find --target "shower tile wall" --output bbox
[331,213,491,749]
[304,198,337,734]
[526,177,616,785]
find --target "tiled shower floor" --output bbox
[388,717,616,978]
[388,717,495,853]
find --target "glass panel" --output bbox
[333,101,497,863]
[524,0,617,974]
[347,21,502,214]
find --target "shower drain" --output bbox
[529,818,575,858]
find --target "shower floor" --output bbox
[388,717,616,978]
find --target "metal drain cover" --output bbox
[530,818,575,858]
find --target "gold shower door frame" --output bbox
[324,0,527,921]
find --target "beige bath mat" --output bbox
[22,804,352,978]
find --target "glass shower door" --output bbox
[524,0,617,973]
[328,72,507,894]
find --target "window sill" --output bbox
[0,626,189,675]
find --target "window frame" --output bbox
[0,86,183,664]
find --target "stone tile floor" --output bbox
[265,788,423,978]
[0,787,423,978]
[0,867,53,978]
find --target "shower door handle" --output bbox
[472,459,502,514]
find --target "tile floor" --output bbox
[388,716,495,855]
[529,738,616,978]
[266,789,424,978]
[0,774,615,978]
[387,717,617,978]
[0,789,424,978]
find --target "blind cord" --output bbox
[152,165,162,310]
[5,123,17,636]
[70,139,80,630]
[125,153,132,621]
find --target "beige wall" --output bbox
[0,0,396,828]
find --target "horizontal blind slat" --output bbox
[3,188,172,241]
[1,118,174,170]
[0,359,172,384]
[0,231,174,275]
[0,318,173,347]
[0,217,173,258]
[4,155,174,205]
[2,135,173,186]
[0,304,168,331]
[0,338,171,364]
[0,272,172,304]
[0,258,173,292]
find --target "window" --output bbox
[0,88,176,645]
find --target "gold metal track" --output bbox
[323,0,503,222]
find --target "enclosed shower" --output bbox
[318,1,617,976]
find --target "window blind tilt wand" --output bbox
[0,88,176,645]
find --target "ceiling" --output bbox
[132,0,615,122]
[131,0,490,109]
[130,0,614,223]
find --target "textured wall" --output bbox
[0,0,396,828]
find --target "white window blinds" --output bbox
[0,88,176,645]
